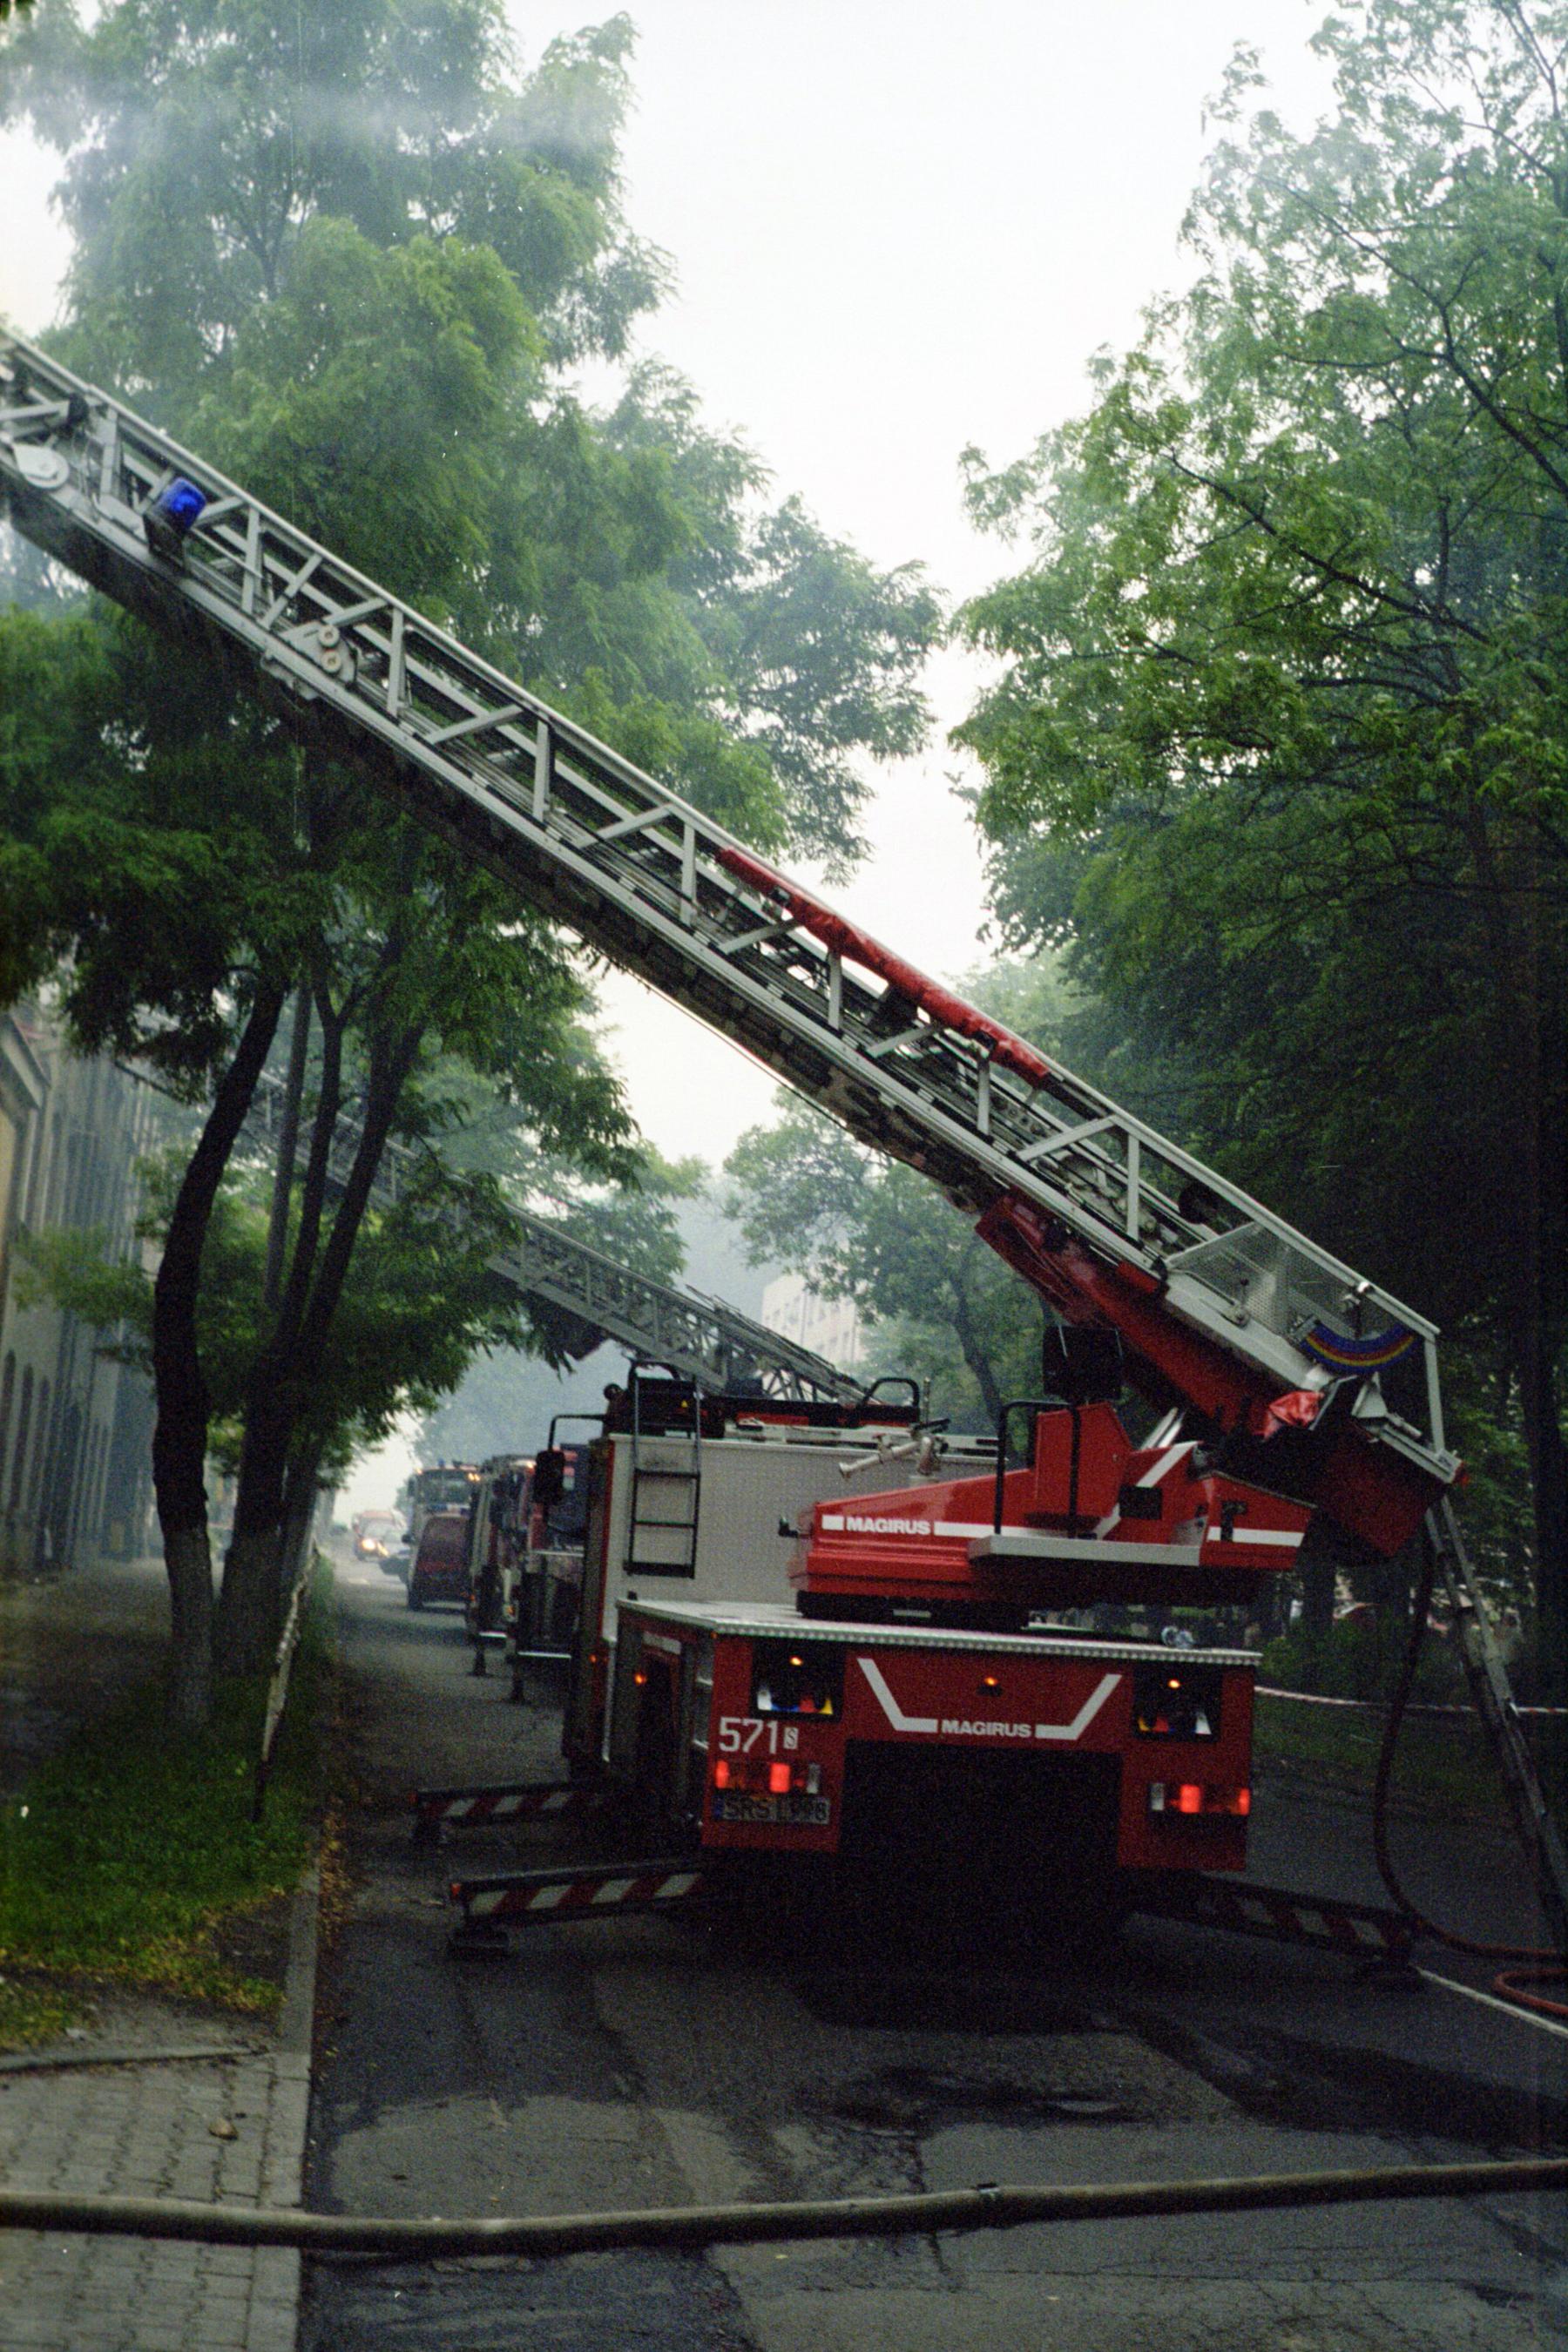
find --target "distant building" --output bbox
[0,1004,159,1578]
[760,1272,865,1371]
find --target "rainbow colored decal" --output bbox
[1301,1322,1416,1371]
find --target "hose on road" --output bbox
[0,2156,1564,2261]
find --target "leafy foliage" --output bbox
[3,3,940,862]
[955,0,1568,1676]
[0,0,943,1704]
[0,2,662,390]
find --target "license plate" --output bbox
[711,1793,830,1827]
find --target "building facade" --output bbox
[0,1004,159,1578]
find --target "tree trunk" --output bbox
[152,983,287,1728]
[217,1525,287,1680]
[221,1018,418,1666]
[1300,1546,1336,1645]
[219,989,343,1672]
[218,1449,321,1679]
[1504,871,1566,1706]
[162,1526,217,1734]
[218,1365,297,1673]
[262,985,311,1310]
[949,1245,1005,1428]
[1460,811,1566,1701]
[280,1451,321,1594]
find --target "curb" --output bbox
[278,1860,321,2065]
[260,1565,333,2346]
[253,1840,322,2352]
[0,2042,265,2075]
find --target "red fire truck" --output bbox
[3,337,1490,1946]
[558,1344,1300,1928]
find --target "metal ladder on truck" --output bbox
[0,335,1456,1528]
[3,334,1563,1943]
[625,1374,702,1580]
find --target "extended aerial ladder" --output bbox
[244,1064,859,1404]
[3,334,1563,1943]
[0,335,1453,1549]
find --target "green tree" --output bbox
[1,3,663,395]
[956,0,1568,1685]
[0,591,639,1695]
[21,1140,571,1519]
[1,3,939,867]
[1,2,942,1715]
[213,821,637,1673]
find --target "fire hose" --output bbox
[0,2157,1564,2259]
[1371,1536,1567,2018]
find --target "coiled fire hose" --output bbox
[1371,1535,1567,2018]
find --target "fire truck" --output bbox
[558,1352,1282,1926]
[463,1435,589,1677]
[9,334,1561,1945]
[563,1369,996,1773]
[399,1461,481,1565]
[446,1253,869,1678]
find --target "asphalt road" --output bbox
[301,1575,1568,2351]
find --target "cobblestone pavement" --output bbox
[0,2038,309,2351]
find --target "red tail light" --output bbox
[711,1758,823,1799]
[1148,1781,1250,1818]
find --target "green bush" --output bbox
[1260,1615,1469,1706]
[1260,1620,1380,1700]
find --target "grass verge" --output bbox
[1254,1690,1567,1825]
[0,1559,334,2050]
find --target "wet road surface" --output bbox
[301,1578,1568,2351]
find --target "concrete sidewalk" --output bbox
[0,1558,320,2352]
[0,2029,310,2351]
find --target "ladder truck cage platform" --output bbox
[17,334,1560,1942]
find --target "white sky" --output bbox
[0,3,1334,1511]
[565,0,1334,1166]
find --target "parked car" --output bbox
[407,1509,471,1611]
